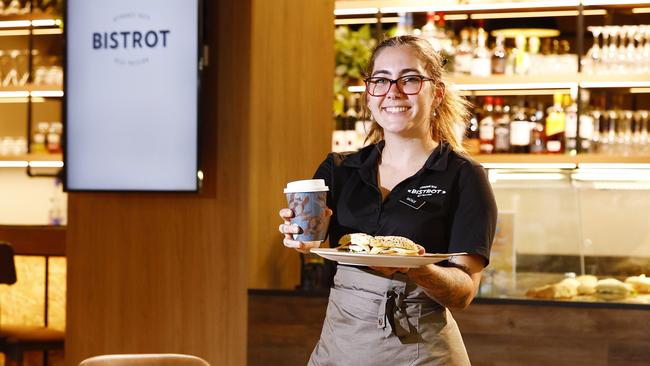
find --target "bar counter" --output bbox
[248,289,650,366]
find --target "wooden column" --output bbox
[65,0,334,365]
[247,0,334,289]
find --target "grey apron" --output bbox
[308,265,471,366]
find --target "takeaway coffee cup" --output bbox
[284,179,330,243]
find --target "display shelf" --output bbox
[0,225,65,256]
[445,73,650,93]
[0,14,61,23]
[579,73,650,89]
[334,0,650,15]
[582,0,650,8]
[474,153,650,166]
[448,74,578,93]
[0,153,63,166]
[0,84,63,99]
[334,1,581,16]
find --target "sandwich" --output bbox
[576,275,598,295]
[625,274,650,294]
[369,236,420,256]
[336,233,421,256]
[336,233,373,253]
[595,278,633,301]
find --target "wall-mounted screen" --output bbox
[65,0,200,192]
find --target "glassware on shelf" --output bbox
[16,49,29,86]
[584,26,602,73]
[616,26,629,74]
[624,26,638,72]
[1,50,19,87]
[643,25,650,72]
[0,136,27,156]
[31,122,49,153]
[4,0,21,15]
[617,110,634,156]
[590,25,650,74]
[600,26,613,72]
[633,110,649,155]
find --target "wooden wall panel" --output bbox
[247,0,334,289]
[65,0,251,365]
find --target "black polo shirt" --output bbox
[314,141,497,266]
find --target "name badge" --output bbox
[399,196,426,210]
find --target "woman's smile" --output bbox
[382,105,411,114]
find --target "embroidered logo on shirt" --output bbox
[407,185,447,197]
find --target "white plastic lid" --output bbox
[284,179,329,193]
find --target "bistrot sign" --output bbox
[65,0,201,192]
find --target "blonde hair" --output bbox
[361,35,470,153]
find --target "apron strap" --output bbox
[378,290,412,339]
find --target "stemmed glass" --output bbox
[585,26,602,73]
[625,26,639,73]
[5,0,21,15]
[644,26,650,73]
[601,26,613,71]
[633,25,645,73]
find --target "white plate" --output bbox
[310,248,467,268]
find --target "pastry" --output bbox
[625,274,650,294]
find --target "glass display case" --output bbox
[479,162,650,305]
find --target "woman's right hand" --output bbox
[278,208,331,254]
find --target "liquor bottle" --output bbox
[528,36,541,75]
[471,28,491,77]
[421,12,439,51]
[578,90,594,153]
[494,97,511,153]
[590,94,604,154]
[510,99,531,153]
[530,101,546,154]
[48,178,66,226]
[396,12,413,36]
[514,34,530,75]
[564,94,578,155]
[437,12,456,72]
[545,93,566,154]
[464,97,481,155]
[455,29,473,75]
[491,33,507,75]
[345,94,360,150]
[479,96,495,154]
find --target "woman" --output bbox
[279,35,497,365]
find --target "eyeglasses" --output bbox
[364,75,435,97]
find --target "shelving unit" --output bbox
[0,10,63,172]
[335,0,650,162]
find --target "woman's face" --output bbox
[367,46,439,138]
